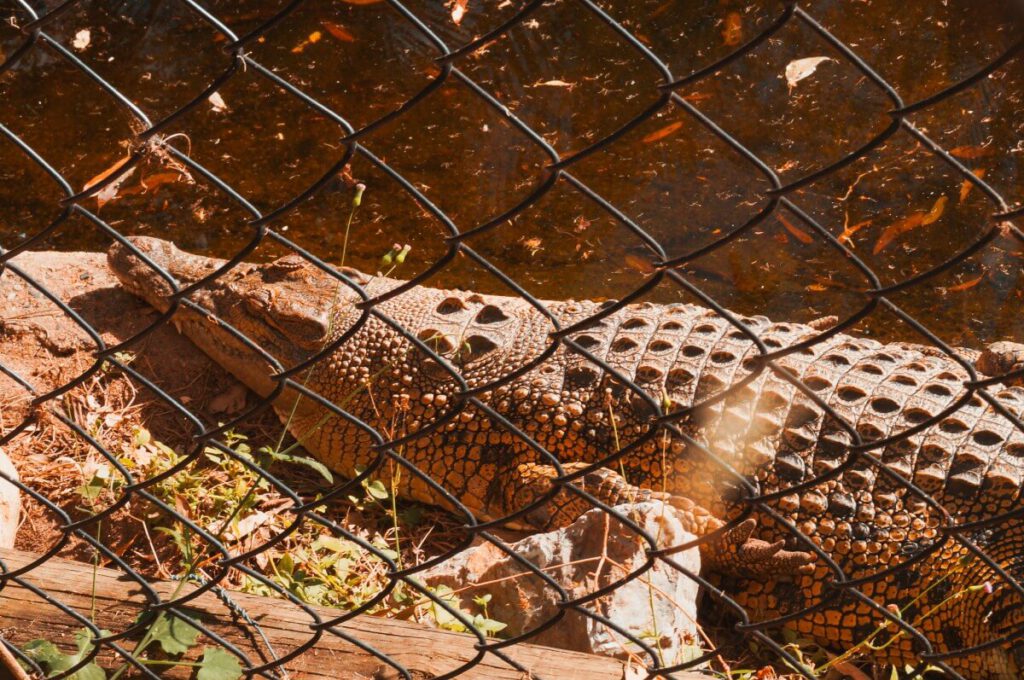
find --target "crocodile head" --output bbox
[107,236,365,398]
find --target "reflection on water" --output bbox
[1,0,1021,348]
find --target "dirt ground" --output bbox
[0,248,290,567]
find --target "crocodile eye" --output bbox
[244,287,331,349]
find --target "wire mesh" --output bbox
[1,0,1024,679]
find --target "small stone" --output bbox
[415,502,703,665]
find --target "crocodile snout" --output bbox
[107,236,222,312]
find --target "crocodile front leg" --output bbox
[500,461,815,579]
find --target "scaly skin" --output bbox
[108,237,1024,677]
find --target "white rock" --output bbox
[417,502,704,667]
[0,447,20,548]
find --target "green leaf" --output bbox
[22,629,108,680]
[472,614,507,636]
[364,479,389,500]
[148,614,201,655]
[22,639,67,670]
[312,535,350,554]
[197,647,243,680]
[264,448,334,483]
[277,553,295,576]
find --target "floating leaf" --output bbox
[83,152,136,209]
[208,91,228,113]
[873,195,947,255]
[949,144,993,160]
[451,0,469,24]
[778,214,814,244]
[140,171,182,192]
[784,56,833,90]
[958,168,986,203]
[641,120,684,144]
[624,254,655,275]
[322,20,356,42]
[291,31,322,53]
[83,153,132,193]
[533,79,575,89]
[944,273,984,293]
[837,218,872,246]
[72,29,91,51]
[721,12,742,46]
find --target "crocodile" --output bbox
[108,236,1024,678]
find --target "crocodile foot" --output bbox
[505,463,816,581]
[977,341,1024,386]
[667,499,816,580]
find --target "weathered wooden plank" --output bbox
[0,548,699,680]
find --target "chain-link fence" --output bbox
[2,0,1024,678]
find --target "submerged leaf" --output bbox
[784,56,833,90]
[451,0,469,24]
[777,214,814,244]
[641,120,684,144]
[944,273,985,293]
[958,168,986,203]
[722,12,742,46]
[873,196,947,255]
[322,21,356,42]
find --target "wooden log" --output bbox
[0,548,702,679]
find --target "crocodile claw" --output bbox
[725,517,816,578]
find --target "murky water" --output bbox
[1,0,1021,349]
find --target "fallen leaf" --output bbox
[84,152,137,209]
[805,283,828,292]
[291,31,322,53]
[520,236,542,255]
[140,172,182,192]
[95,166,135,209]
[72,29,90,51]
[322,20,356,42]
[778,214,814,244]
[784,56,833,91]
[625,254,655,275]
[641,121,684,144]
[920,195,948,225]
[949,144,993,160]
[722,12,742,46]
[837,218,873,246]
[208,91,228,113]
[873,195,948,255]
[83,153,132,192]
[958,168,986,203]
[533,79,575,89]
[944,273,985,293]
[681,91,712,103]
[451,0,469,24]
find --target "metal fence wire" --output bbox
[1,0,1024,678]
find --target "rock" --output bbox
[0,448,20,548]
[417,502,704,668]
